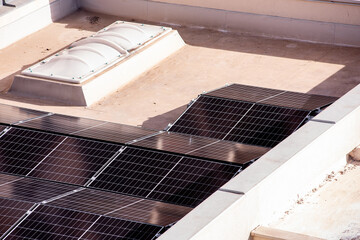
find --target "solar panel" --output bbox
[147,156,240,207]
[223,104,309,147]
[49,189,192,226]
[132,131,218,156]
[79,216,162,240]
[190,140,270,165]
[205,84,338,110]
[133,131,269,165]
[0,198,34,237]
[75,122,159,144]
[0,173,20,185]
[27,137,120,185]
[205,84,283,103]
[0,128,66,176]
[5,205,163,240]
[169,95,311,148]
[89,147,183,198]
[169,96,254,139]
[0,175,78,203]
[0,125,6,133]
[0,103,48,125]
[0,127,120,185]
[259,91,339,111]
[89,147,240,207]
[6,204,99,239]
[18,114,104,135]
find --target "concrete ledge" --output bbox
[79,0,360,47]
[0,0,78,49]
[10,30,185,106]
[251,226,325,240]
[159,84,360,240]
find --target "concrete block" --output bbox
[148,2,226,29]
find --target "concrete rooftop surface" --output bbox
[0,8,360,240]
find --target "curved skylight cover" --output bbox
[22,21,171,83]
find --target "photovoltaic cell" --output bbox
[75,122,158,144]
[0,173,20,185]
[190,140,270,165]
[28,137,120,185]
[0,176,78,203]
[133,132,269,165]
[6,205,99,240]
[0,198,34,237]
[18,114,104,135]
[80,216,162,240]
[0,125,6,133]
[260,91,338,111]
[0,128,65,176]
[132,131,218,156]
[90,147,240,207]
[205,84,338,110]
[147,157,240,207]
[49,189,192,226]
[0,103,48,125]
[205,84,282,103]
[169,96,254,139]
[224,104,309,147]
[90,147,182,198]
[5,205,163,240]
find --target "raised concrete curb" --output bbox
[0,0,78,49]
[10,30,185,106]
[159,84,360,239]
[79,0,360,47]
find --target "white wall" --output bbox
[0,0,79,49]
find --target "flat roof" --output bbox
[0,9,360,239]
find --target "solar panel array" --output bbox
[0,84,337,239]
[169,84,337,148]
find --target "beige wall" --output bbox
[152,0,360,25]
[79,0,360,46]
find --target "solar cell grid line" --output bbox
[78,215,163,240]
[17,114,106,135]
[169,95,255,139]
[204,84,284,103]
[4,204,99,240]
[224,104,310,148]
[259,91,339,111]
[0,104,49,125]
[147,156,241,207]
[0,127,66,176]
[189,140,270,165]
[132,131,219,157]
[0,198,35,237]
[48,189,192,226]
[0,174,23,186]
[89,147,183,198]
[27,136,120,186]
[0,177,78,204]
[75,122,159,145]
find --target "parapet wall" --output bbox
[79,0,360,47]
